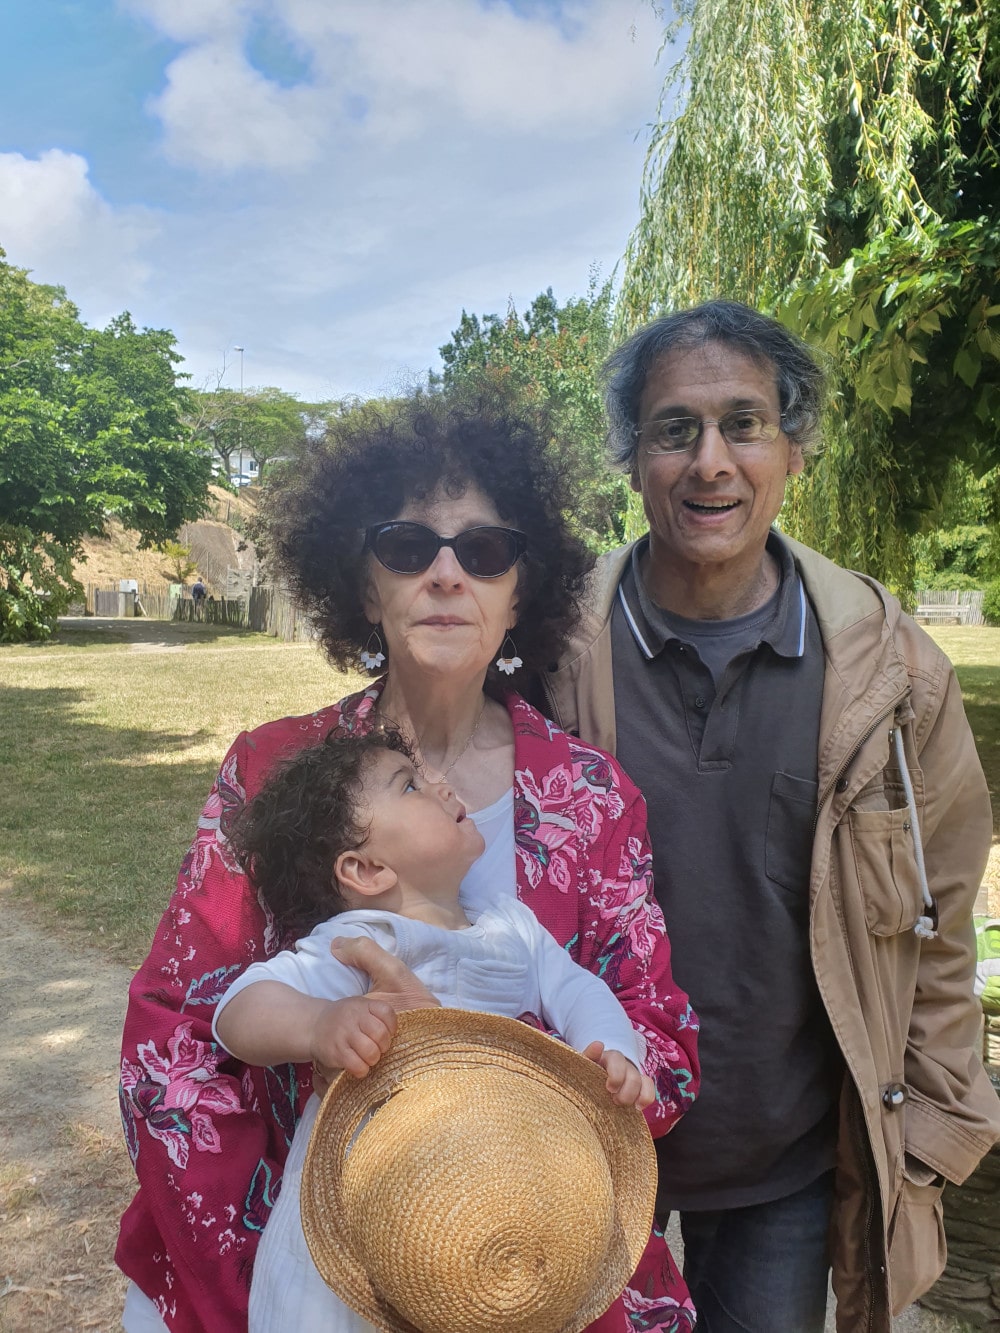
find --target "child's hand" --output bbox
[310,995,398,1081]
[582,1041,655,1109]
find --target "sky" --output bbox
[0,0,672,403]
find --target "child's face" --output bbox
[359,749,486,895]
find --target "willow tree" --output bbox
[619,0,1000,588]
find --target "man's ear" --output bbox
[334,849,397,900]
[630,467,642,494]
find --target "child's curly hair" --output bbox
[225,728,414,940]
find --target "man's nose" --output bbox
[689,421,736,477]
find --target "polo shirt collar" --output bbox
[618,530,807,662]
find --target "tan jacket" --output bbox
[543,537,1000,1331]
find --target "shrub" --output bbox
[983,578,1000,627]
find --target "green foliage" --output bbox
[912,463,1000,588]
[0,249,212,641]
[237,388,303,478]
[983,578,1000,626]
[914,525,993,588]
[158,540,197,584]
[621,0,1000,588]
[186,387,242,471]
[0,524,79,642]
[438,280,627,548]
[188,386,305,481]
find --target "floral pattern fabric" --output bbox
[116,685,699,1332]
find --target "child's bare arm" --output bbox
[215,980,397,1078]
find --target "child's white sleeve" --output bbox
[505,902,645,1067]
[211,920,374,1049]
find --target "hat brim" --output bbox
[300,1008,656,1333]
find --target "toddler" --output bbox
[213,728,653,1332]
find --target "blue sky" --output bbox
[0,0,670,401]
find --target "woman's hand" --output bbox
[311,936,442,1096]
[583,1041,656,1109]
[330,936,442,1011]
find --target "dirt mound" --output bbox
[177,519,257,593]
[73,486,258,598]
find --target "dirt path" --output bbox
[1,859,985,1332]
[0,889,133,1332]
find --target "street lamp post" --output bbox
[234,346,245,481]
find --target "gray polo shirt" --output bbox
[613,533,842,1212]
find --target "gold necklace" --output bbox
[432,699,487,780]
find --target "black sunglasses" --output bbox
[364,522,527,578]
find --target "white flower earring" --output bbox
[360,627,386,671]
[495,633,522,675]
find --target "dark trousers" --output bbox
[666,1169,835,1332]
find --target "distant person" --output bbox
[190,579,206,619]
[541,299,1000,1331]
[215,726,654,1331]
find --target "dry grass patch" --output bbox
[0,1129,133,1333]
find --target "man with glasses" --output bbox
[542,300,999,1332]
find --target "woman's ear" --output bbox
[360,546,383,625]
[361,582,381,627]
[334,849,397,901]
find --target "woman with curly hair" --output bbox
[115,387,700,1333]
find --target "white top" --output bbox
[214,895,641,1065]
[210,797,643,1333]
[459,785,516,912]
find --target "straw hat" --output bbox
[301,1008,656,1333]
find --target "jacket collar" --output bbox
[548,532,913,763]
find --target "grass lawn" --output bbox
[2,620,998,963]
[1,620,357,961]
[929,627,1000,834]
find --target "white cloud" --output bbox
[128,0,660,171]
[0,151,158,320]
[296,0,659,137]
[119,0,246,45]
[150,42,325,170]
[4,3,669,399]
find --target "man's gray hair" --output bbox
[603,300,826,470]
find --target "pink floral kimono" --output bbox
[117,685,699,1332]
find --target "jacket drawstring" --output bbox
[891,724,938,939]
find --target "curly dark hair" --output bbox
[264,385,595,675]
[226,729,414,940]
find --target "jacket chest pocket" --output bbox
[845,807,921,935]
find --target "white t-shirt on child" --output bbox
[212,890,644,1331]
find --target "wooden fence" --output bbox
[914,590,985,626]
[83,583,316,642]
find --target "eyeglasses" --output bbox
[633,408,786,455]
[364,522,527,578]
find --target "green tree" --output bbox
[188,386,305,481]
[158,539,198,584]
[0,251,211,641]
[620,0,1000,588]
[186,387,242,475]
[439,281,627,548]
[237,387,304,480]
[912,461,999,588]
